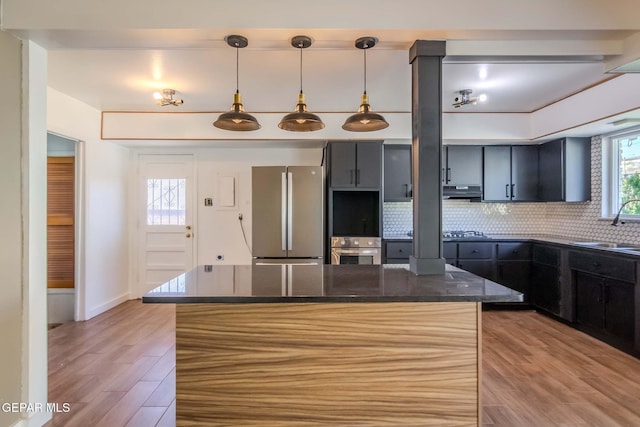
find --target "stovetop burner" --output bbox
[442,230,488,239]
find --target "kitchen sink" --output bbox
[609,247,640,252]
[572,242,626,248]
[572,241,640,251]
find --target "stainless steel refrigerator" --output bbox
[252,166,324,264]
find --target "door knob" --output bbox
[186,233,192,238]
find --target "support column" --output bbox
[409,40,446,275]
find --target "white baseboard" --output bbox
[47,288,75,295]
[87,292,130,320]
[9,412,52,427]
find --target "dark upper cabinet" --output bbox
[483,145,539,201]
[539,137,591,202]
[384,145,411,202]
[483,146,512,201]
[443,145,483,186]
[511,146,539,201]
[330,141,382,189]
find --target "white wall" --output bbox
[48,88,131,320]
[197,147,324,264]
[0,32,50,427]
[0,29,27,427]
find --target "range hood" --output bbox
[442,185,482,199]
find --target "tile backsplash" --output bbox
[383,137,640,244]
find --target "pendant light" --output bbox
[213,35,261,131]
[342,37,389,132]
[278,35,325,132]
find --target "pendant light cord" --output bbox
[299,42,303,94]
[235,44,239,94]
[363,48,367,95]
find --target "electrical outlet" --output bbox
[238,213,243,220]
[216,255,224,261]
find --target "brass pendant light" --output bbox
[278,35,325,132]
[213,35,261,131]
[342,37,389,132]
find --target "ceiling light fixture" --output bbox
[154,89,184,106]
[452,89,487,108]
[342,37,389,132]
[609,118,640,126]
[278,35,325,132]
[213,35,261,131]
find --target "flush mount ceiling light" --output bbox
[609,118,640,126]
[213,35,261,131]
[452,89,487,108]
[278,35,325,132]
[153,89,184,106]
[342,37,389,132]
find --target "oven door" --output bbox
[330,248,381,265]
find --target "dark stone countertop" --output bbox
[142,263,523,304]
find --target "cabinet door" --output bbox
[483,146,511,201]
[538,138,564,201]
[355,142,382,189]
[384,145,411,201]
[496,261,531,300]
[511,145,539,201]
[456,260,494,280]
[446,146,482,186]
[330,143,356,188]
[604,279,635,345]
[497,242,531,260]
[575,271,605,330]
[532,263,560,315]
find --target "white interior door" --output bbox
[138,154,195,296]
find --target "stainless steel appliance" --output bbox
[252,166,324,264]
[330,236,382,265]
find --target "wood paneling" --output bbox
[176,302,480,426]
[47,156,75,288]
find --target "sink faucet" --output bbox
[611,199,640,226]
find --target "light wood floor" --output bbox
[45,300,640,426]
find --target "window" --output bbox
[609,130,640,218]
[146,178,186,225]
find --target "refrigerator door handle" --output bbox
[287,172,293,250]
[281,172,287,252]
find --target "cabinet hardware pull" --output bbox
[442,168,445,183]
[505,184,509,198]
[446,167,451,183]
[511,184,515,198]
[356,169,361,185]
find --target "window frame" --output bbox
[605,127,640,221]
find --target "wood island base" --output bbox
[176,302,482,426]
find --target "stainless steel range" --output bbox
[330,237,382,265]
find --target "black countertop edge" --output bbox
[142,295,523,304]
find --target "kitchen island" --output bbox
[143,263,522,426]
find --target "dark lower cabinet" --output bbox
[457,260,494,280]
[531,244,562,316]
[496,261,531,301]
[574,271,635,351]
[532,263,561,315]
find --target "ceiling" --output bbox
[5,0,640,140]
[48,48,614,115]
